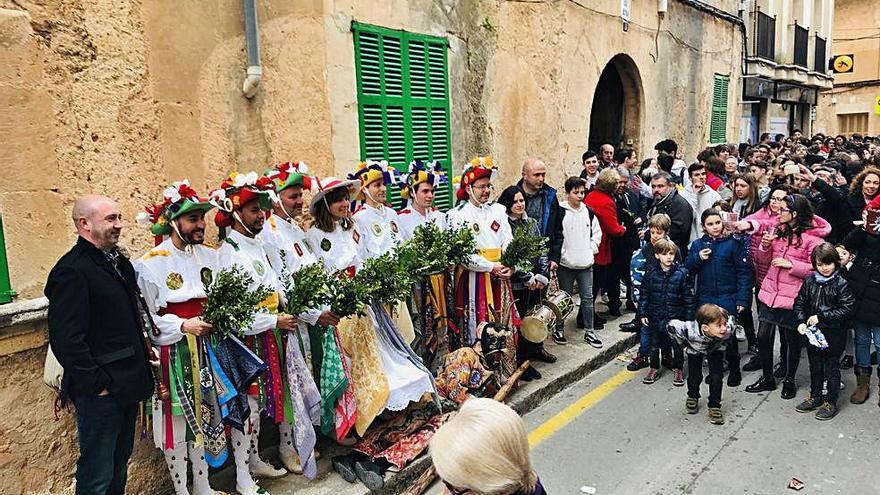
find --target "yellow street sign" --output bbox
[875,96,880,116]
[831,54,854,74]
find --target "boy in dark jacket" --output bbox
[638,239,696,385]
[792,243,856,420]
[667,304,739,425]
[685,208,752,386]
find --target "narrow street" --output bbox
[517,351,880,494]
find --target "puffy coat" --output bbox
[754,222,828,310]
[630,236,682,302]
[637,263,696,332]
[744,208,831,288]
[842,227,880,325]
[584,189,626,266]
[559,200,602,270]
[792,271,856,331]
[685,233,752,314]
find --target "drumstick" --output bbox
[404,360,532,495]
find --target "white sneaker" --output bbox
[250,457,287,479]
[280,450,303,474]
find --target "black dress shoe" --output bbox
[619,320,639,333]
[745,376,777,393]
[533,347,557,364]
[780,380,797,400]
[742,355,761,372]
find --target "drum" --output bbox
[521,305,556,343]
[544,291,574,321]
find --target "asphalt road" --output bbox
[517,350,880,495]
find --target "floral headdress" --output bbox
[455,156,497,201]
[400,160,446,200]
[209,171,275,228]
[136,180,213,244]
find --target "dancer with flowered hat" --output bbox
[132,180,230,495]
[348,160,404,260]
[213,171,298,495]
[257,161,332,477]
[397,160,447,238]
[446,156,517,347]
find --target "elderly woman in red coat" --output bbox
[585,168,628,326]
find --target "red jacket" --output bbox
[584,190,626,265]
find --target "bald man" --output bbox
[46,195,154,495]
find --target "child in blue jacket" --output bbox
[685,208,752,386]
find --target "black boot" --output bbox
[745,376,777,393]
[780,379,797,400]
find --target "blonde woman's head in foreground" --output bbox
[430,398,537,495]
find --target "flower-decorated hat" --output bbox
[400,160,446,200]
[348,160,401,201]
[210,171,275,228]
[455,156,497,201]
[309,176,359,213]
[137,180,214,243]
[266,161,313,192]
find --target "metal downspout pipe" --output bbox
[242,0,262,98]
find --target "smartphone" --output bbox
[783,164,800,176]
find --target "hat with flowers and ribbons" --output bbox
[348,160,402,201]
[400,160,446,200]
[266,161,313,192]
[455,156,497,201]
[209,171,275,228]
[308,176,359,213]
[136,180,214,243]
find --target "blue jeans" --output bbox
[638,318,650,355]
[72,394,139,495]
[853,323,880,368]
[557,266,594,331]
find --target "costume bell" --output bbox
[133,181,228,495]
[446,157,517,346]
[212,172,293,495]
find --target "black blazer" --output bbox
[45,237,153,405]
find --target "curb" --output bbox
[373,332,639,495]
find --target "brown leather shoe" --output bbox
[533,347,557,364]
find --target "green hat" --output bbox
[137,181,214,238]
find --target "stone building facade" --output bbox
[0,1,744,493]
[815,0,880,137]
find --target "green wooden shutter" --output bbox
[709,74,729,145]
[353,22,453,211]
[0,214,15,304]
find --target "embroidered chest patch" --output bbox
[253,259,266,276]
[490,220,500,232]
[472,222,480,233]
[321,238,332,251]
[166,272,183,290]
[390,221,399,234]
[370,222,383,237]
[200,267,213,287]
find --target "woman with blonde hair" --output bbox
[430,398,545,495]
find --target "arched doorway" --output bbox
[588,54,643,153]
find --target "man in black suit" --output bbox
[45,195,154,495]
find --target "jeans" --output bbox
[72,394,139,495]
[557,266,594,331]
[687,350,724,407]
[649,325,683,369]
[807,328,845,404]
[853,323,880,368]
[638,319,650,356]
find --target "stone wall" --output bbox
[0,1,742,493]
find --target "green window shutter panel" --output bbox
[353,22,454,211]
[0,214,15,304]
[709,74,729,145]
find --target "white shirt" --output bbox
[396,205,447,239]
[352,203,402,260]
[304,223,363,274]
[446,200,513,272]
[134,239,220,346]
[216,229,281,335]
[258,213,321,325]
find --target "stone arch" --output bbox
[588,53,644,153]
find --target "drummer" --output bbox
[496,185,554,382]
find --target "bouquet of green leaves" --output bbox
[500,220,548,273]
[327,272,375,318]
[357,252,413,304]
[282,262,332,317]
[397,222,477,279]
[203,265,273,338]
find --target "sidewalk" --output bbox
[211,307,639,495]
